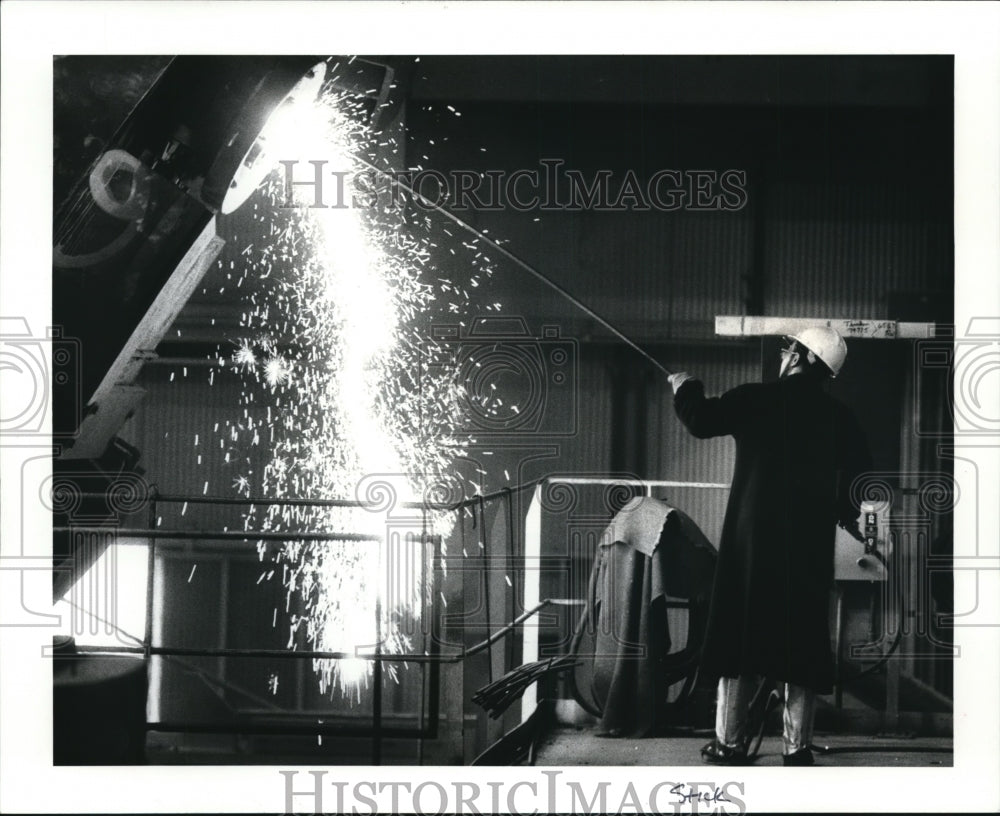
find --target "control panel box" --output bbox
[834,501,888,582]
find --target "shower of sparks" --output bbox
[220,69,497,700]
[233,341,257,366]
[263,356,293,388]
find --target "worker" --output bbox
[668,327,871,766]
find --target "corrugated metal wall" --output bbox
[121,365,270,513]
[459,169,951,341]
[767,174,951,319]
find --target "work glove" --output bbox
[838,519,865,543]
[668,372,693,395]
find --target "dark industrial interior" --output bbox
[51,54,954,768]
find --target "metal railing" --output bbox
[65,476,727,762]
[64,480,549,762]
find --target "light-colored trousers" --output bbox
[715,675,816,755]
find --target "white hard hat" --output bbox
[789,326,847,377]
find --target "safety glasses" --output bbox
[779,338,800,359]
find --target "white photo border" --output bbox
[1,1,998,813]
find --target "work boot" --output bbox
[700,739,750,766]
[782,747,814,766]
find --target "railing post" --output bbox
[520,484,544,723]
[144,489,157,657]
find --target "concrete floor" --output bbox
[534,727,952,767]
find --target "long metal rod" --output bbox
[76,598,569,665]
[463,599,581,659]
[550,477,730,489]
[359,157,675,379]
[148,494,410,509]
[144,491,157,658]
[150,479,545,511]
[372,535,384,764]
[147,720,430,738]
[79,644,436,662]
[479,498,493,684]
[450,479,544,510]
[504,489,516,677]
[426,534,442,741]
[417,512,430,752]
[73,475,729,520]
[73,480,545,513]
[53,527,381,543]
[69,491,443,511]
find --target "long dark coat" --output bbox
[674,374,871,693]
